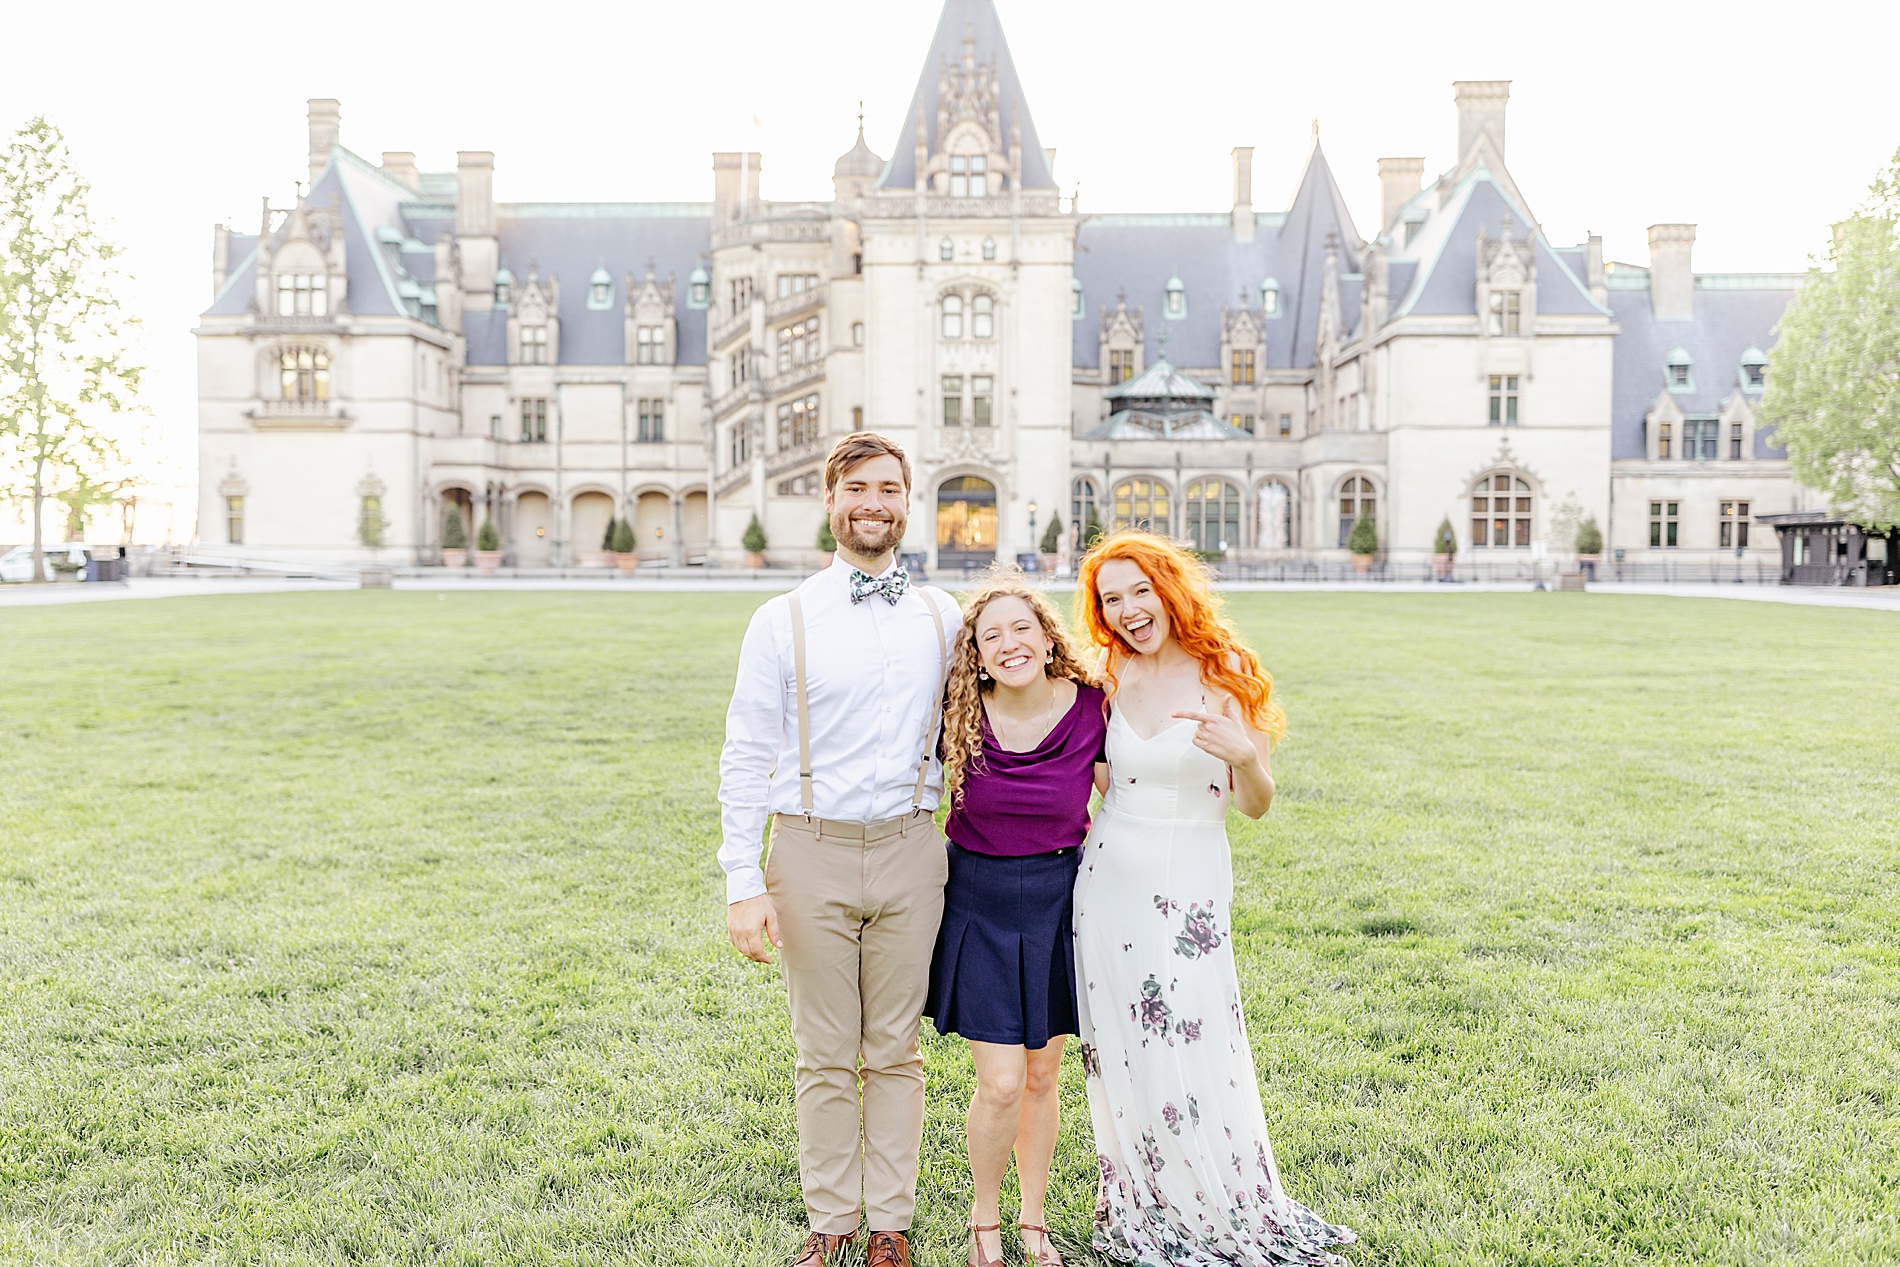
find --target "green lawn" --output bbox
[1,590,1896,1266]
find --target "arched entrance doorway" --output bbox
[937,475,997,570]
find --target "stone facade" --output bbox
[195,0,1811,572]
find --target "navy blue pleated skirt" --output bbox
[924,843,1081,1050]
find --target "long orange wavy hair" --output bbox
[1075,531,1286,745]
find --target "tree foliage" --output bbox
[741,514,766,555]
[442,507,468,550]
[816,513,836,552]
[611,517,635,554]
[1758,146,1900,529]
[476,517,500,552]
[1575,516,1603,556]
[0,118,142,576]
[1348,515,1379,556]
[1433,517,1457,556]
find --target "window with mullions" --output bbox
[226,496,244,545]
[1470,473,1531,549]
[1183,479,1241,554]
[971,294,994,339]
[520,398,548,442]
[276,272,327,317]
[950,154,988,198]
[1112,478,1169,533]
[1338,476,1376,547]
[1649,501,1679,548]
[1109,349,1134,384]
[520,326,549,365]
[777,317,819,371]
[1657,422,1672,459]
[1683,418,1719,461]
[1729,422,1745,460]
[636,326,666,365]
[1487,290,1521,336]
[776,393,820,448]
[971,376,993,427]
[279,347,330,401]
[729,419,753,468]
[1719,501,1751,549]
[1071,478,1098,552]
[941,375,963,427]
[1278,414,1292,437]
[941,295,963,339]
[775,274,818,298]
[1230,349,1256,384]
[636,398,664,443]
[1488,375,1519,426]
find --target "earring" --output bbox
[978,667,990,681]
[1045,651,1054,663]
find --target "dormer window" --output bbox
[972,294,993,339]
[688,266,710,309]
[941,294,963,339]
[1072,279,1084,320]
[1666,348,1693,392]
[982,237,997,261]
[939,238,954,262]
[1165,275,1185,320]
[276,273,327,318]
[587,267,612,311]
[1261,278,1280,317]
[1741,348,1767,391]
[637,326,666,365]
[520,326,548,365]
[950,154,987,198]
[1488,290,1521,336]
[494,266,513,307]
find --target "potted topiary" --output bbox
[475,517,502,571]
[1039,512,1063,574]
[816,514,836,569]
[1348,516,1378,573]
[742,514,768,569]
[612,516,638,570]
[1432,516,1457,581]
[1575,516,1603,580]
[441,507,468,568]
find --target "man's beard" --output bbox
[832,506,907,557]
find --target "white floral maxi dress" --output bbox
[1073,710,1355,1266]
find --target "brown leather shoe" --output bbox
[866,1229,913,1267]
[790,1230,855,1267]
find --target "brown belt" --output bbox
[775,811,931,841]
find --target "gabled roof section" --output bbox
[1608,281,1795,458]
[1277,143,1362,365]
[877,0,1056,190]
[1104,355,1217,405]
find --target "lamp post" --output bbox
[1028,500,1039,570]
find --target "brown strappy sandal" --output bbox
[1017,1221,1063,1267]
[967,1220,1004,1267]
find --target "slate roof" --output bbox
[1607,278,1796,458]
[1082,409,1252,441]
[877,0,1056,191]
[1072,145,1362,370]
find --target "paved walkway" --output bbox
[5,575,1899,612]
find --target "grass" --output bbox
[1,589,1896,1266]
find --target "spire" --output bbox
[877,0,1055,191]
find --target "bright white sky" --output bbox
[5,0,1895,505]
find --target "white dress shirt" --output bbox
[717,558,957,903]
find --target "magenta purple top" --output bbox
[946,683,1109,857]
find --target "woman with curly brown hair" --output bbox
[1071,532,1354,1266]
[923,572,1108,1267]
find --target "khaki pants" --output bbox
[765,811,949,1234]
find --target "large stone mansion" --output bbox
[195,0,1813,571]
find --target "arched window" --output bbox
[939,237,955,262]
[1071,477,1099,553]
[276,272,327,318]
[279,347,330,402]
[1112,477,1170,534]
[1337,475,1375,548]
[941,294,963,339]
[1257,480,1292,550]
[982,236,997,261]
[1184,479,1241,554]
[972,293,994,339]
[1471,471,1533,548]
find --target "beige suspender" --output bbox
[786,585,948,823]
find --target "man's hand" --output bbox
[727,894,782,964]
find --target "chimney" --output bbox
[381,151,419,191]
[307,98,341,185]
[1231,147,1255,244]
[1453,80,1509,165]
[1586,232,1607,306]
[1647,223,1696,320]
[456,151,495,238]
[1377,157,1424,232]
[713,152,763,224]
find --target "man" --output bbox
[719,432,957,1267]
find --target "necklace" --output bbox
[986,678,1061,753]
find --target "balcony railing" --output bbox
[710,382,754,421]
[766,434,829,478]
[716,463,752,497]
[708,307,750,351]
[763,362,824,399]
[248,398,349,427]
[712,219,832,250]
[765,286,825,324]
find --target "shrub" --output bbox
[1040,513,1063,554]
[817,515,836,552]
[1575,517,1603,555]
[611,518,635,554]
[476,518,500,552]
[1348,516,1379,556]
[742,515,767,555]
[1433,517,1456,557]
[602,517,618,551]
[442,509,467,550]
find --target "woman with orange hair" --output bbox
[1071,532,1354,1265]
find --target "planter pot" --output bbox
[744,552,766,570]
[442,548,467,569]
[1432,553,1454,580]
[579,551,611,568]
[614,552,638,571]
[475,550,501,573]
[1351,554,1374,574]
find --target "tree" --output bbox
[1348,516,1378,556]
[442,506,468,550]
[611,517,635,554]
[1433,517,1457,556]
[1575,517,1603,556]
[476,517,500,552]
[741,514,767,555]
[601,516,619,551]
[1040,511,1062,554]
[0,118,141,580]
[816,513,836,552]
[1759,146,1900,529]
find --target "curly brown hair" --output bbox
[941,569,1096,809]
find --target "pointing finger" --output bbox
[1171,711,1221,723]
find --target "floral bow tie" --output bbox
[849,566,910,605]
